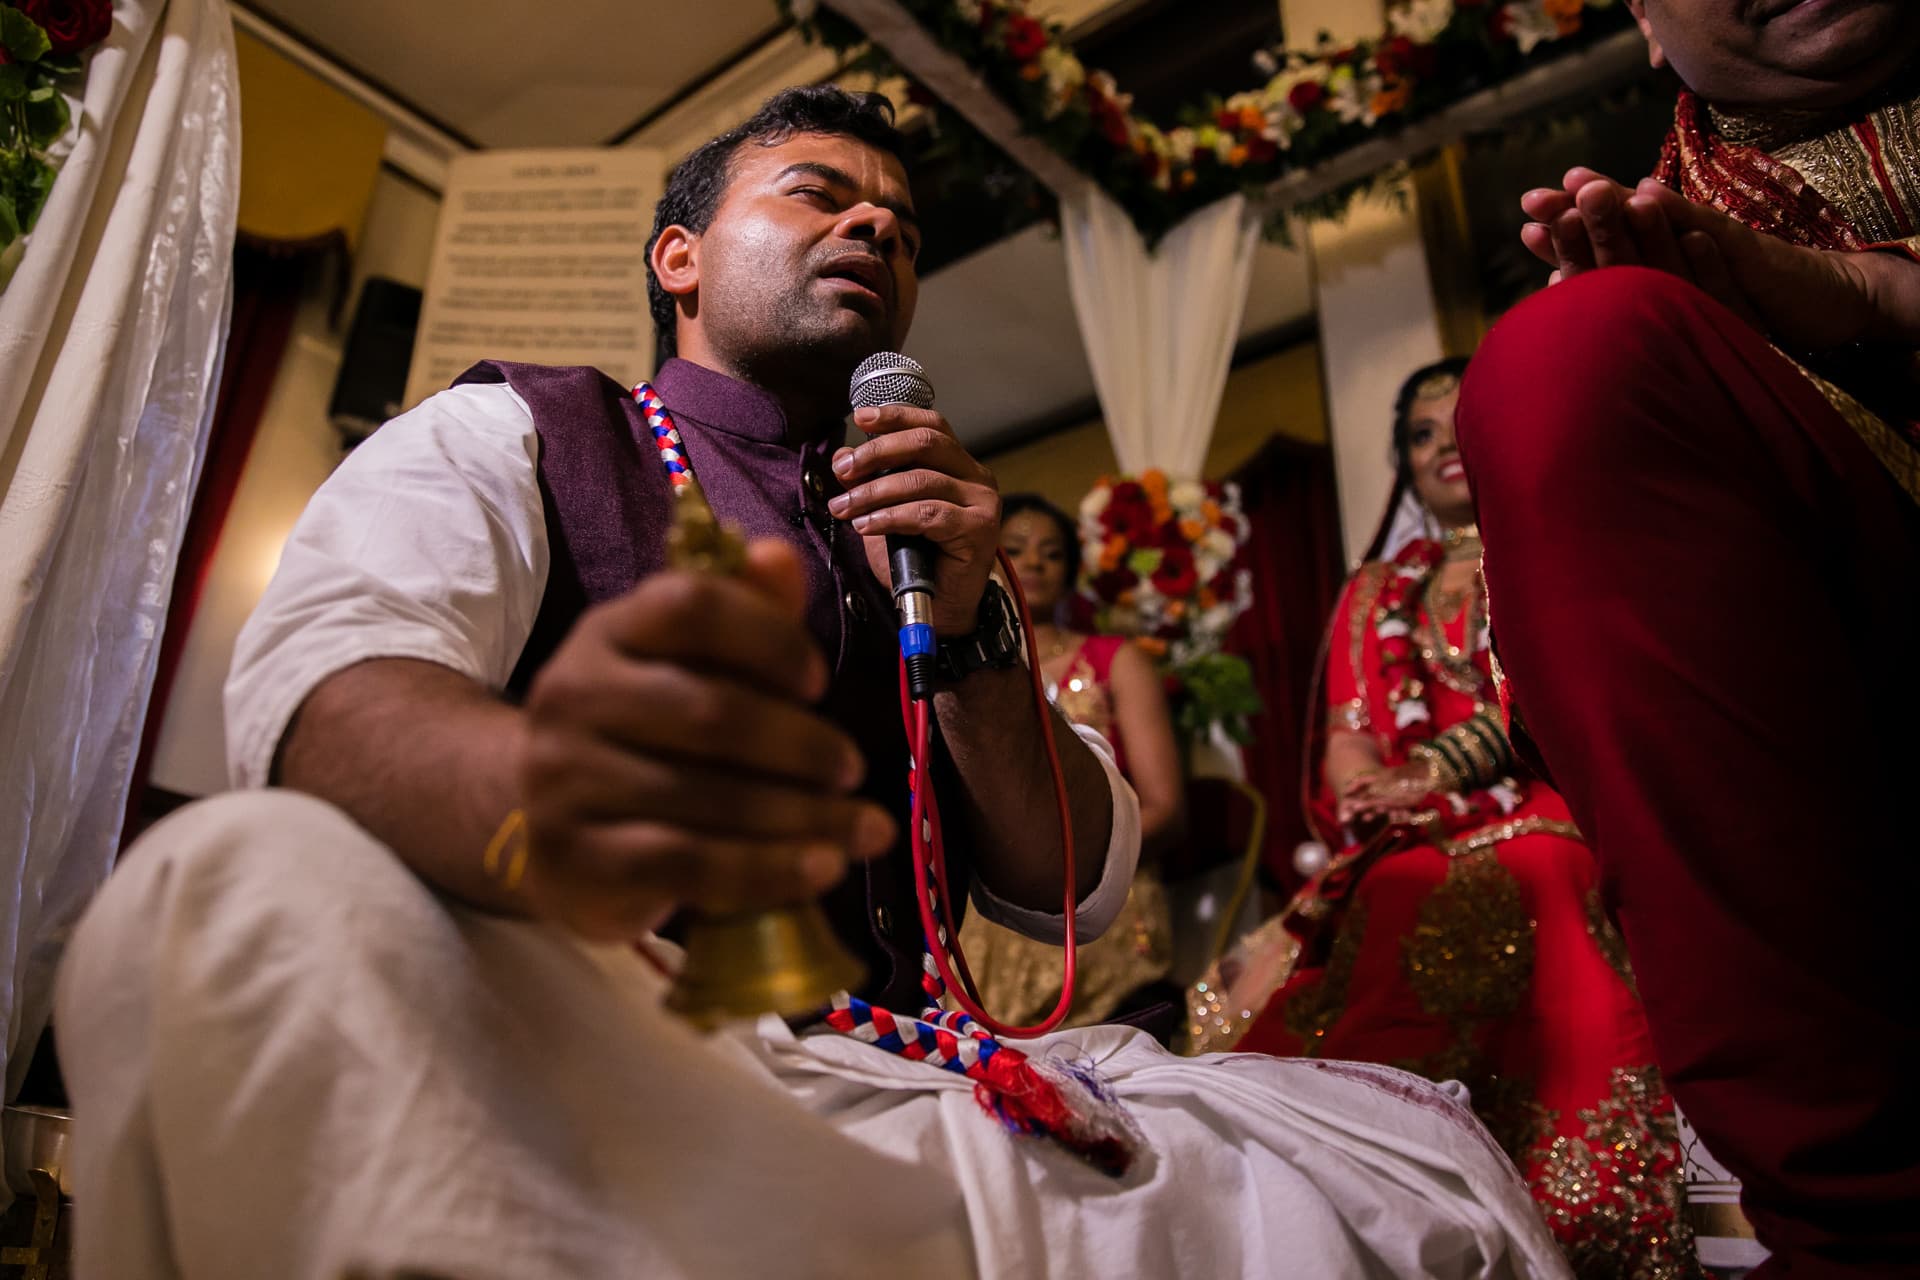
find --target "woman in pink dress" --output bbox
[956,494,1186,1027]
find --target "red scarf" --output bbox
[1655,90,1869,251]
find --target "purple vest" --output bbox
[454,358,966,1012]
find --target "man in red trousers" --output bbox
[1456,2,1920,1276]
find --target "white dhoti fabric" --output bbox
[55,791,1572,1280]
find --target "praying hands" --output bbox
[1520,167,1920,353]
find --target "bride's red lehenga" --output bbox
[1190,535,1701,1280]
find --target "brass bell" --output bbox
[666,903,866,1029]
[658,476,866,1028]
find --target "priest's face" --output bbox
[1628,0,1920,109]
[677,131,921,388]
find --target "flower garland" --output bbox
[1075,469,1261,741]
[0,0,110,287]
[1371,537,1523,836]
[783,0,1630,241]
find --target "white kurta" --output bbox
[57,791,1572,1280]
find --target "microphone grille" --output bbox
[849,351,934,410]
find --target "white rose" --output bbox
[1388,0,1454,42]
[1170,479,1205,512]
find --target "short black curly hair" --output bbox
[645,86,911,362]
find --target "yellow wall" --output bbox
[233,31,386,245]
[986,338,1327,508]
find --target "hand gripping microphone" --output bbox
[848,351,940,701]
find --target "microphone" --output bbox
[849,351,939,701]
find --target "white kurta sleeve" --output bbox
[967,722,1142,945]
[224,382,548,790]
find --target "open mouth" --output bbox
[820,255,891,307]
[1438,459,1466,483]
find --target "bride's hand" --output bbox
[1337,762,1439,825]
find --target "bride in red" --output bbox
[1189,360,1700,1280]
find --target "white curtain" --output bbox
[0,0,239,1124]
[1059,188,1260,480]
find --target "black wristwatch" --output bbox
[934,580,1023,685]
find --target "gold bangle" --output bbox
[483,808,532,891]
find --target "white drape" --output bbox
[1059,189,1260,480]
[0,0,238,1122]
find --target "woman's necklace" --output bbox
[1439,522,1482,559]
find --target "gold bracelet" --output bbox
[1408,743,1462,793]
[482,808,532,891]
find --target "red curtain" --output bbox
[1225,435,1346,898]
[121,235,335,846]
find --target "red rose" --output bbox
[1288,80,1326,113]
[15,0,111,55]
[1215,108,1239,132]
[1108,501,1158,546]
[1151,544,1198,598]
[1002,14,1047,62]
[1246,136,1279,165]
[1090,568,1137,603]
[1376,36,1434,81]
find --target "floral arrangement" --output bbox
[783,0,1629,241]
[1077,470,1260,741]
[1,0,109,282]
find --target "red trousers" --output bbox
[1458,267,1920,1278]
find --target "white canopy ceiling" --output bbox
[242,0,1317,447]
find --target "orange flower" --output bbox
[1178,169,1196,190]
[1227,144,1250,167]
[1165,600,1187,621]
[1199,586,1218,610]
[1118,589,1136,607]
[1021,62,1044,81]
[1179,517,1206,542]
[1371,84,1411,117]
[1544,0,1584,32]
[1202,498,1222,524]
[1141,470,1172,523]
[1099,533,1127,571]
[1136,636,1169,658]
[1238,103,1264,133]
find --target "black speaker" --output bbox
[329,276,422,447]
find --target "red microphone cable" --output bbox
[900,548,1080,1039]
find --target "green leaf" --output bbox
[0,63,29,101]
[24,89,70,147]
[0,7,51,63]
[37,53,83,78]
[0,192,20,245]
[26,84,54,103]
[18,156,54,233]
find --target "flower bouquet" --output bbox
[1,0,111,289]
[1077,470,1260,743]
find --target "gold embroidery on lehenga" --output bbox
[1439,816,1582,857]
[1585,890,1640,999]
[1404,850,1536,1029]
[1531,1066,1704,1280]
[1283,901,1368,1055]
